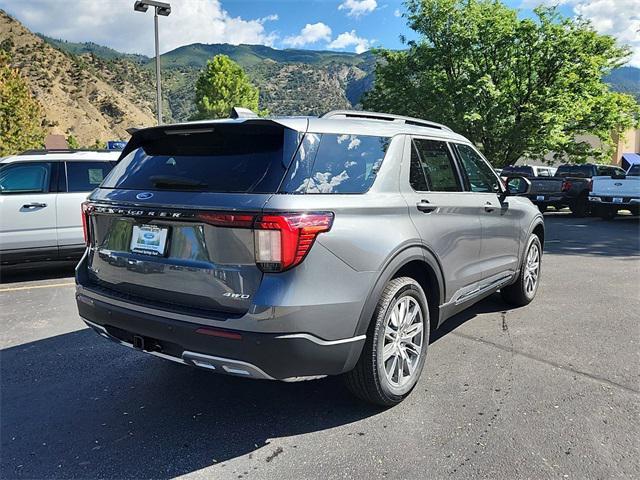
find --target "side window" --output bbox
[538,168,550,177]
[454,144,501,193]
[0,162,51,194]
[409,143,428,191]
[285,133,389,194]
[66,161,114,192]
[412,138,461,192]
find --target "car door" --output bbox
[452,143,522,282]
[56,161,115,256]
[0,161,58,256]
[401,136,484,302]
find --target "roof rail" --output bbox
[18,149,117,155]
[321,110,452,131]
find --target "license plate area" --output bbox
[130,224,169,256]
[536,195,545,201]
[612,197,623,204]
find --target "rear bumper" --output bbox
[525,194,566,206]
[76,291,366,381]
[589,196,640,208]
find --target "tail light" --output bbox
[81,201,92,246]
[561,180,572,192]
[587,179,593,192]
[254,213,334,272]
[197,211,334,273]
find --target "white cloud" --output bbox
[519,0,640,67]
[283,22,332,48]
[338,0,377,18]
[0,0,279,56]
[327,30,372,54]
[394,8,402,17]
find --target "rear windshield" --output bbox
[628,165,640,176]
[555,165,593,178]
[282,133,390,193]
[501,166,533,176]
[102,124,301,193]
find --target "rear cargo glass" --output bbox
[101,124,301,193]
[282,133,390,193]
[555,165,592,178]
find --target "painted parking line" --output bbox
[0,282,75,293]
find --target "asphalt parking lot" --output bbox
[1,213,639,480]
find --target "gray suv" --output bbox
[76,110,544,406]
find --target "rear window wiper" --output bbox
[149,175,208,190]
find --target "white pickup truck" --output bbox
[589,164,640,219]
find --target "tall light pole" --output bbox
[133,0,171,125]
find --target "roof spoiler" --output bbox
[230,107,259,119]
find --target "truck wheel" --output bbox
[344,277,429,407]
[501,235,542,307]
[570,194,590,217]
[598,207,616,220]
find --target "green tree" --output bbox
[364,0,639,167]
[191,54,262,120]
[0,52,44,155]
[66,134,79,149]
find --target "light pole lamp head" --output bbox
[133,0,171,15]
[133,1,148,13]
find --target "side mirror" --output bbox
[505,176,531,195]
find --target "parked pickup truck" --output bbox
[589,164,640,219]
[525,164,626,216]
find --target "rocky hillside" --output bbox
[0,10,157,146]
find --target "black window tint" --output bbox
[412,139,461,192]
[409,143,428,191]
[103,125,301,193]
[66,161,114,192]
[556,165,592,177]
[0,162,51,194]
[502,166,534,177]
[285,133,389,194]
[628,165,640,176]
[455,144,501,193]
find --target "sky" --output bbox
[0,0,638,66]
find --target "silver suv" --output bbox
[76,110,544,406]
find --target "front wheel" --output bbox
[501,235,542,307]
[344,277,429,407]
[570,194,591,217]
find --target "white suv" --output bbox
[0,150,119,265]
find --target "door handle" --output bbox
[416,200,437,213]
[484,202,495,212]
[22,202,47,209]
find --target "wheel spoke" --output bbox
[402,321,423,340]
[382,343,396,361]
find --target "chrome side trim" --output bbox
[447,272,515,307]
[274,333,366,346]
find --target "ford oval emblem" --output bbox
[614,182,622,186]
[136,192,154,200]
[143,233,155,239]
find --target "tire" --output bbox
[570,194,590,217]
[598,206,616,220]
[344,277,430,407]
[501,235,542,307]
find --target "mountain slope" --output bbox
[0,10,157,145]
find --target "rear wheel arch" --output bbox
[354,245,444,337]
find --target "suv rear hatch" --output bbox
[83,120,315,317]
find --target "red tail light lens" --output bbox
[254,213,334,272]
[588,179,593,192]
[196,212,255,228]
[561,180,572,192]
[81,201,92,246]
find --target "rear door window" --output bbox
[66,161,115,192]
[284,133,389,193]
[103,124,301,193]
[410,138,461,192]
[0,162,52,194]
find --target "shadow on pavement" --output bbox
[0,261,77,284]
[0,329,383,479]
[542,214,639,257]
